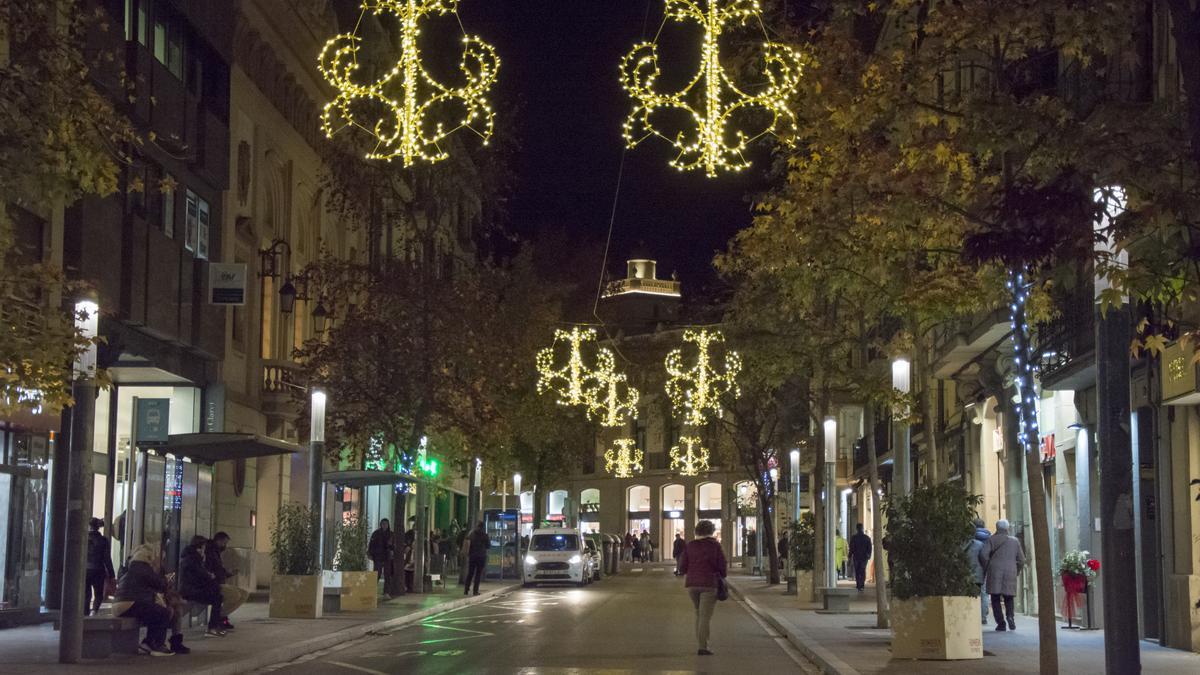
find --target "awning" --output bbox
[323,469,416,488]
[158,433,301,464]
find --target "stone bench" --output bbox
[55,615,141,658]
[819,587,854,613]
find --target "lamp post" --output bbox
[310,389,326,569]
[513,473,523,535]
[59,298,99,663]
[783,449,800,594]
[892,357,912,495]
[823,417,837,589]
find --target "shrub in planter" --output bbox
[334,514,376,611]
[788,513,817,603]
[884,484,982,660]
[269,502,322,618]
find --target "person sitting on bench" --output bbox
[112,544,185,656]
[179,535,226,637]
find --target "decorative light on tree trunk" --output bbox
[536,327,614,408]
[605,438,644,478]
[665,328,741,426]
[669,436,710,476]
[586,369,640,428]
[1006,268,1041,456]
[620,0,803,177]
[318,0,499,166]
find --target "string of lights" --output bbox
[1007,267,1041,457]
[669,436,711,476]
[318,0,498,166]
[535,326,614,408]
[619,0,803,177]
[664,328,741,426]
[586,369,641,428]
[605,438,644,478]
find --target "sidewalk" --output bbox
[728,572,1200,674]
[4,580,518,675]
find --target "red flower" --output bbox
[1086,559,1100,572]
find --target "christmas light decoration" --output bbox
[605,438,644,478]
[1007,268,1041,457]
[620,0,803,177]
[536,327,615,408]
[586,369,640,428]
[669,436,710,476]
[318,0,499,166]
[665,328,741,426]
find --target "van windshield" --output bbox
[531,534,579,551]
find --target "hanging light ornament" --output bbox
[620,0,803,177]
[586,369,640,428]
[536,327,615,408]
[318,0,499,166]
[665,328,741,426]
[605,438,644,478]
[670,436,711,476]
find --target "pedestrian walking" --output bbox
[848,523,872,591]
[640,531,653,562]
[834,530,848,580]
[969,518,992,625]
[85,517,115,616]
[672,533,686,574]
[677,520,727,656]
[179,535,227,637]
[979,519,1024,631]
[204,532,244,629]
[462,521,490,596]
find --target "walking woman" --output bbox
[677,520,727,656]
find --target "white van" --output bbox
[522,527,593,587]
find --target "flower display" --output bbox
[1058,549,1099,580]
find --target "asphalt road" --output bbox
[258,564,817,674]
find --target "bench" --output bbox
[819,587,853,613]
[55,615,141,658]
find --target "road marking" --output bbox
[403,622,494,646]
[326,661,389,675]
[737,599,822,674]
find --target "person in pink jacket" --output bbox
[677,520,728,656]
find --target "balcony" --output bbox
[602,277,681,298]
[261,360,305,420]
[852,414,893,479]
[1035,293,1096,391]
[930,308,1011,378]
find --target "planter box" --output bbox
[891,596,983,660]
[340,570,378,611]
[269,574,323,619]
[796,570,816,603]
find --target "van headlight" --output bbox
[568,554,582,564]
[525,555,537,565]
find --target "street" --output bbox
[257,566,816,674]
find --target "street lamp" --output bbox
[310,389,327,568]
[823,416,837,588]
[311,302,329,334]
[513,473,523,535]
[892,357,912,496]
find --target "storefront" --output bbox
[0,421,52,623]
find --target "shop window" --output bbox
[197,197,210,260]
[162,174,175,238]
[184,190,197,253]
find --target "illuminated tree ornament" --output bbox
[620,0,803,177]
[669,436,711,476]
[605,438,644,478]
[586,369,640,428]
[318,0,499,166]
[535,327,615,408]
[665,328,741,426]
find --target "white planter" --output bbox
[891,596,983,660]
[269,574,323,619]
[796,570,816,604]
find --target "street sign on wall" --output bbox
[209,263,247,305]
[136,398,170,446]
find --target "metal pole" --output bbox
[310,390,326,569]
[45,411,70,609]
[414,479,428,592]
[823,417,838,589]
[892,358,912,496]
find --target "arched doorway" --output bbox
[696,482,723,545]
[733,480,758,558]
[626,485,650,542]
[661,484,686,558]
[580,488,600,533]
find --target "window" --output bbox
[162,175,175,238]
[151,4,183,79]
[530,534,579,552]
[197,197,210,259]
[184,190,198,253]
[153,16,166,63]
[125,0,147,45]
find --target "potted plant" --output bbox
[885,484,983,660]
[269,502,322,619]
[788,513,817,603]
[332,514,376,611]
[1057,549,1099,627]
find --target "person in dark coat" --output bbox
[85,518,115,616]
[672,534,686,560]
[179,536,225,636]
[368,519,395,590]
[979,519,1024,631]
[112,544,180,656]
[848,523,872,591]
[677,520,727,656]
[462,521,490,596]
[968,518,991,625]
[204,532,243,629]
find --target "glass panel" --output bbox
[93,388,111,454]
[184,190,198,253]
[142,455,166,564]
[153,19,166,64]
[197,199,209,260]
[530,534,578,552]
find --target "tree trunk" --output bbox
[863,404,890,628]
[532,455,545,529]
[1167,0,1200,172]
[757,473,781,584]
[913,326,940,485]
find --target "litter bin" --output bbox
[605,534,619,576]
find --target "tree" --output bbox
[0,0,134,415]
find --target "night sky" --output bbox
[462,1,773,294]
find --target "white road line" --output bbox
[326,661,389,675]
[738,599,822,674]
